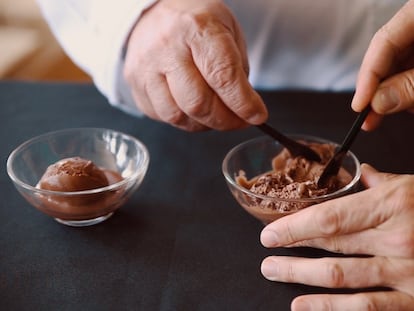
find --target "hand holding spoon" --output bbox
[256,123,321,162]
[317,106,371,187]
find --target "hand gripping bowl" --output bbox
[7,128,150,227]
[222,135,361,225]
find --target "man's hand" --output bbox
[124,0,267,131]
[260,164,414,311]
[352,0,414,131]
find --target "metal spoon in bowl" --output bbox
[317,106,371,188]
[256,123,321,162]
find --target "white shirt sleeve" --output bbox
[36,0,158,116]
[36,0,405,116]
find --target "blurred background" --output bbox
[0,0,91,82]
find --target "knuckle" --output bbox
[207,61,237,91]
[396,230,414,258]
[389,175,414,212]
[400,72,414,101]
[357,294,379,311]
[184,96,210,118]
[325,262,344,287]
[376,24,401,56]
[319,300,335,311]
[160,109,186,126]
[286,262,296,283]
[370,258,387,284]
[187,10,213,32]
[316,208,342,236]
[284,222,298,244]
[185,4,230,40]
[327,237,342,253]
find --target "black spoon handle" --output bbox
[318,105,371,187]
[256,123,321,162]
[337,105,371,155]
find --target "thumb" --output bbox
[372,70,414,115]
[360,163,398,188]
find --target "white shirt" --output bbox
[36,0,405,116]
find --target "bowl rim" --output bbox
[6,127,150,196]
[222,134,361,203]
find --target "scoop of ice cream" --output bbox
[237,142,352,212]
[38,157,109,192]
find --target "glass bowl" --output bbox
[7,128,150,227]
[222,135,361,225]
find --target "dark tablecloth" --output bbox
[0,82,413,310]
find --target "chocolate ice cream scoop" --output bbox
[38,157,109,192]
[237,142,352,213]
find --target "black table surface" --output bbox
[1,81,413,310]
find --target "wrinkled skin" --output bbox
[124,0,267,131]
[261,164,414,311]
[352,0,414,130]
[260,1,414,309]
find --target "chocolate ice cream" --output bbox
[36,157,124,220]
[236,142,352,214]
[38,157,110,192]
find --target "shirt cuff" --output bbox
[91,0,158,116]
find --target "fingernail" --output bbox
[261,258,279,280]
[260,229,279,247]
[292,300,312,311]
[247,112,267,124]
[373,87,399,113]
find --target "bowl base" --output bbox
[54,212,114,227]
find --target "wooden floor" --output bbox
[1,0,91,82]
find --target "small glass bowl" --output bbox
[222,135,361,225]
[7,128,150,227]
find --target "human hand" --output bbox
[352,0,414,131]
[260,164,414,311]
[124,0,267,131]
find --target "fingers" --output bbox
[260,189,388,248]
[189,16,267,125]
[167,58,248,131]
[124,0,267,131]
[261,170,414,259]
[291,291,414,311]
[261,256,387,289]
[371,70,414,115]
[281,228,410,258]
[360,163,397,188]
[360,110,383,131]
[350,22,401,114]
[283,229,381,256]
[145,72,209,131]
[126,65,209,131]
[260,164,410,249]
[262,256,414,302]
[351,0,414,128]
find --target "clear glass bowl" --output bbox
[222,135,361,225]
[7,128,150,227]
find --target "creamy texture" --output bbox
[237,142,352,213]
[38,157,110,191]
[36,157,124,220]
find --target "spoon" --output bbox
[256,123,321,162]
[317,106,371,187]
